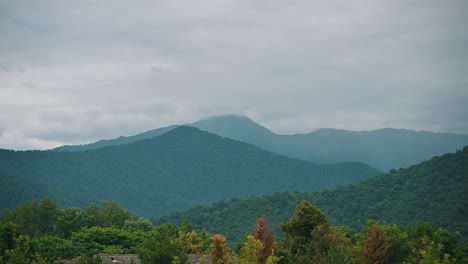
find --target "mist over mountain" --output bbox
[158,146,468,244]
[0,126,380,217]
[52,115,468,171]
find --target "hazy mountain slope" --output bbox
[51,115,468,171]
[158,146,468,244]
[53,125,178,152]
[0,126,381,218]
[191,116,468,171]
[0,172,91,211]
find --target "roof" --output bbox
[188,254,212,264]
[56,254,140,264]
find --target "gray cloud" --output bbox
[0,0,467,149]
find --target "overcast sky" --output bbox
[1,0,467,150]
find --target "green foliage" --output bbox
[2,198,59,238]
[320,247,353,264]
[72,226,138,255]
[136,224,187,264]
[31,235,76,261]
[238,235,263,264]
[279,201,333,263]
[0,222,15,255]
[0,198,467,264]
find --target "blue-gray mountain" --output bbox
[53,115,468,172]
[0,126,381,217]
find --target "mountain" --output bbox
[0,172,91,211]
[0,126,381,217]
[51,115,468,172]
[54,125,178,152]
[191,115,468,171]
[157,146,468,244]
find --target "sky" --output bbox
[1,0,467,150]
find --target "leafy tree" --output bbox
[320,246,353,264]
[31,235,76,261]
[136,224,187,264]
[123,217,153,233]
[2,198,59,238]
[254,218,275,264]
[0,222,15,257]
[361,223,395,264]
[211,234,230,264]
[72,226,138,255]
[57,207,87,239]
[279,200,331,262]
[238,235,263,264]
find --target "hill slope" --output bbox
[0,172,92,211]
[53,125,178,152]
[157,146,468,244]
[51,115,468,171]
[0,126,381,217]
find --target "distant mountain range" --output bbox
[158,146,468,244]
[0,126,381,217]
[54,115,468,171]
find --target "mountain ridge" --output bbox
[157,146,468,244]
[0,126,381,217]
[50,115,468,171]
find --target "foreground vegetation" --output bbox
[1,198,467,264]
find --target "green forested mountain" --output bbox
[51,115,468,171]
[53,125,178,152]
[157,146,468,244]
[0,172,92,211]
[0,126,381,218]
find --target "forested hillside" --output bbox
[0,172,91,211]
[51,115,468,171]
[158,146,468,244]
[0,126,381,218]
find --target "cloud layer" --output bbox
[1,0,467,149]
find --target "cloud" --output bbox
[0,0,467,149]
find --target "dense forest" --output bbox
[50,115,468,171]
[1,198,467,264]
[0,126,381,217]
[158,146,468,245]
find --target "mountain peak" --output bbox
[191,115,276,139]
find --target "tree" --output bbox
[136,224,187,264]
[254,218,274,264]
[279,200,331,262]
[31,235,76,261]
[361,223,394,264]
[238,235,263,264]
[0,222,15,256]
[57,207,86,239]
[2,198,59,238]
[72,226,137,255]
[210,234,230,264]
